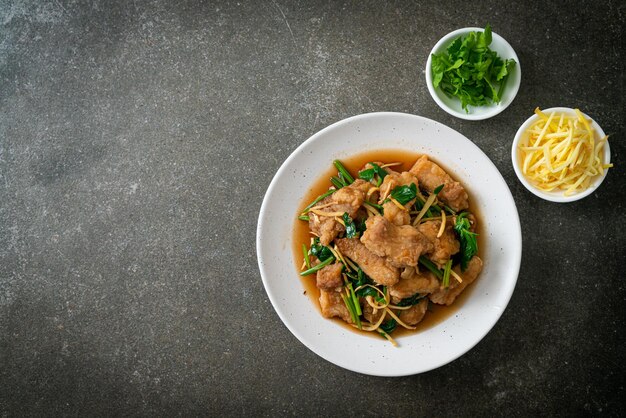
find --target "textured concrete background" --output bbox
[1,0,624,416]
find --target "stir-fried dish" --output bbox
[297,155,483,346]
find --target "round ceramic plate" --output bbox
[257,112,522,376]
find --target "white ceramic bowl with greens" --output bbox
[425,27,521,120]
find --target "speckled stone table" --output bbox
[1,1,624,416]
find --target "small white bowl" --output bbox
[511,107,611,202]
[425,27,521,120]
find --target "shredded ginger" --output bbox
[518,108,612,195]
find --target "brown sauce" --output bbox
[292,149,483,339]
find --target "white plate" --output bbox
[257,112,522,376]
[425,27,521,120]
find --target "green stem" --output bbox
[333,160,354,184]
[300,257,335,276]
[341,293,358,326]
[497,74,509,101]
[348,283,361,316]
[442,260,452,288]
[418,256,443,279]
[302,189,335,214]
[330,176,345,190]
[431,203,456,215]
[302,244,311,269]
[364,201,383,210]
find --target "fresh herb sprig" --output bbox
[299,256,334,276]
[389,183,418,205]
[333,160,354,185]
[342,213,358,238]
[301,189,335,214]
[454,212,478,271]
[396,293,425,307]
[418,256,443,279]
[310,238,333,262]
[346,268,377,298]
[379,319,397,335]
[431,24,516,112]
[442,259,453,288]
[358,162,387,187]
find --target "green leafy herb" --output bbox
[301,189,335,214]
[390,183,418,205]
[302,244,311,269]
[359,286,378,298]
[358,162,387,187]
[300,256,335,276]
[355,218,367,235]
[342,212,357,238]
[338,172,349,186]
[396,293,425,307]
[433,184,444,195]
[330,176,346,190]
[454,212,478,271]
[431,202,456,216]
[431,24,517,112]
[431,204,443,214]
[379,319,397,334]
[347,282,362,317]
[357,167,376,181]
[442,259,453,288]
[364,201,383,211]
[375,286,388,304]
[414,196,425,211]
[333,160,354,185]
[310,238,334,262]
[339,281,362,329]
[347,268,378,298]
[341,293,359,326]
[418,256,443,279]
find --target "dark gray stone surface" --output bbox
[1,0,624,416]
